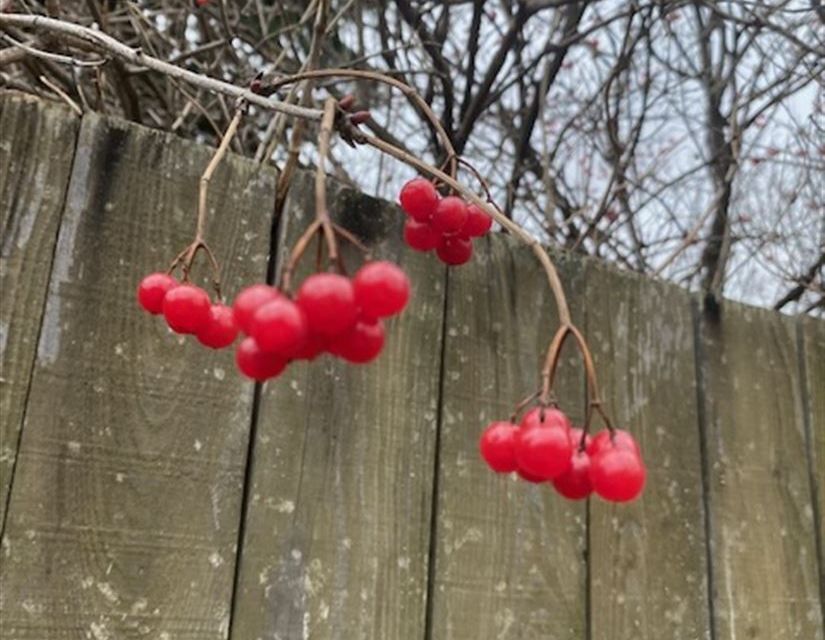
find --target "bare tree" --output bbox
[1,0,822,313]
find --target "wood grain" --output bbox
[585,262,711,640]
[427,236,587,639]
[800,315,825,624]
[0,92,79,530]
[229,173,446,639]
[697,303,823,640]
[0,111,277,638]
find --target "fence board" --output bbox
[800,316,825,621]
[229,174,446,639]
[0,93,79,529]
[585,263,711,639]
[697,304,823,639]
[428,236,587,639]
[0,112,276,638]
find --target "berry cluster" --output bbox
[137,273,239,349]
[137,260,410,381]
[479,407,646,502]
[399,178,492,266]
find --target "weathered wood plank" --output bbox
[428,236,587,639]
[229,173,446,639]
[0,92,79,529]
[585,263,711,640]
[800,316,825,623]
[0,112,277,638]
[697,303,823,640]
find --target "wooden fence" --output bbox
[0,90,822,640]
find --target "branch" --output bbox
[0,13,323,122]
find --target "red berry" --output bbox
[250,298,308,358]
[461,204,493,237]
[293,331,327,361]
[353,261,411,319]
[515,425,573,480]
[552,450,593,500]
[330,319,385,364]
[296,273,358,337]
[479,421,519,473]
[196,304,239,349]
[233,284,280,334]
[399,178,439,222]
[436,236,473,266]
[404,219,440,251]
[235,337,287,381]
[587,429,640,457]
[569,427,592,452]
[515,408,573,480]
[516,468,546,483]
[431,196,468,234]
[137,272,177,315]
[589,447,646,502]
[162,284,211,334]
[520,407,572,432]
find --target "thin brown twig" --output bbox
[260,68,458,178]
[167,100,246,300]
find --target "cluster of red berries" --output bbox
[399,178,492,266]
[137,260,411,381]
[479,407,646,502]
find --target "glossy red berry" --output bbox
[404,219,440,252]
[520,407,572,432]
[436,236,473,266]
[461,204,493,237]
[587,429,640,457]
[250,298,308,357]
[162,284,211,334]
[515,425,573,480]
[196,304,239,349]
[399,178,439,222]
[479,421,519,473]
[235,337,287,381]
[431,196,468,234]
[589,447,646,502]
[516,468,546,483]
[569,427,592,452]
[330,319,385,363]
[515,407,573,480]
[353,261,411,319]
[552,450,593,500]
[137,273,177,315]
[293,331,327,361]
[296,273,358,337]
[233,284,280,334]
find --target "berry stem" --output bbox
[315,97,342,273]
[510,390,542,424]
[259,69,458,180]
[281,218,323,295]
[167,99,246,301]
[197,100,245,242]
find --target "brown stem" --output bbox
[198,102,244,240]
[166,101,244,300]
[315,97,341,272]
[280,218,323,295]
[540,325,571,405]
[510,390,541,424]
[261,68,458,178]
[331,222,371,257]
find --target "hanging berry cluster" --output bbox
[134,87,645,504]
[137,261,410,381]
[479,406,646,503]
[399,178,492,265]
